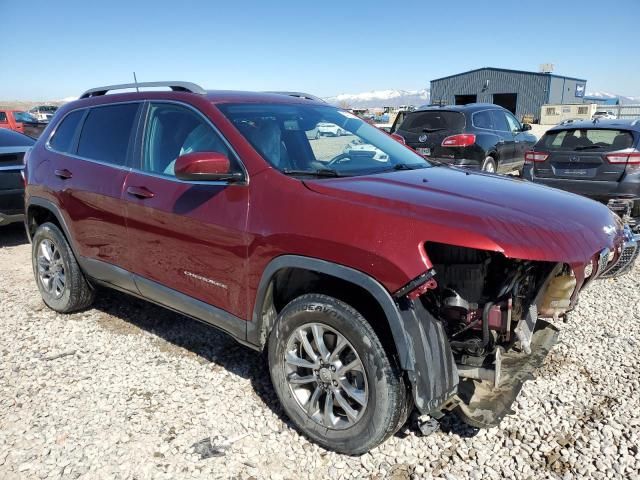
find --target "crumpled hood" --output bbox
[304,167,623,265]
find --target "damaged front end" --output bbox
[393,239,636,429]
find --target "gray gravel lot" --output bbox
[1,222,639,480]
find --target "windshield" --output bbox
[218,103,430,176]
[541,129,634,151]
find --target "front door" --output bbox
[124,101,250,320]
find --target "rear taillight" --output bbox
[605,151,640,164]
[441,134,475,147]
[524,151,549,164]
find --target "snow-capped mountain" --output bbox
[586,91,640,104]
[324,89,430,109]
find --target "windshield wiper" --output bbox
[282,168,343,177]
[574,145,603,151]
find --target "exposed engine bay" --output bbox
[420,242,578,427]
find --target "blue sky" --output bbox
[1,0,638,100]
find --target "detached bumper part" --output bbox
[455,320,559,428]
[599,225,640,278]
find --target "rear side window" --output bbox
[398,111,464,133]
[541,129,635,151]
[0,112,7,122]
[77,103,139,165]
[49,110,84,153]
[472,111,493,129]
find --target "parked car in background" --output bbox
[13,111,48,138]
[342,138,389,161]
[0,110,49,138]
[523,119,640,230]
[24,82,638,454]
[0,129,34,225]
[317,122,347,137]
[28,105,58,122]
[0,109,25,134]
[392,104,537,174]
[592,110,616,120]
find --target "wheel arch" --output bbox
[26,197,77,253]
[249,255,414,370]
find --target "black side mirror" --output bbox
[521,123,532,131]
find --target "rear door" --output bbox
[123,101,250,320]
[48,103,140,278]
[489,110,515,169]
[395,110,465,158]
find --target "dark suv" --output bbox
[24,82,638,454]
[392,103,537,174]
[523,119,640,230]
[0,128,34,226]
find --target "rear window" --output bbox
[49,110,84,153]
[398,111,464,133]
[77,103,139,165]
[541,129,635,151]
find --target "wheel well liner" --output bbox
[250,255,415,370]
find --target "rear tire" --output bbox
[481,156,497,173]
[32,222,94,313]
[268,294,408,454]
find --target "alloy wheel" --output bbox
[37,239,66,299]
[284,323,368,429]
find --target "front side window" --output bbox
[49,110,84,153]
[505,113,521,133]
[142,103,236,177]
[218,103,430,177]
[77,103,139,165]
[14,111,37,123]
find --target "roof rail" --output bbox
[264,91,326,103]
[80,81,206,99]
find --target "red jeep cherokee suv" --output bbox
[24,82,638,454]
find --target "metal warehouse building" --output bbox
[430,67,587,122]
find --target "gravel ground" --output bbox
[1,222,639,480]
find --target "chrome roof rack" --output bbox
[264,91,326,103]
[80,81,206,99]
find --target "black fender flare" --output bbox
[26,197,78,252]
[249,255,415,370]
[250,255,459,413]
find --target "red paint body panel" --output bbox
[25,90,625,325]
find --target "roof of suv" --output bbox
[413,103,508,114]
[549,119,640,132]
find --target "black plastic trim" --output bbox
[250,255,415,369]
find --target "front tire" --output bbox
[32,222,94,313]
[268,294,407,454]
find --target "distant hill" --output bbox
[585,91,640,104]
[324,89,430,109]
[324,88,640,109]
